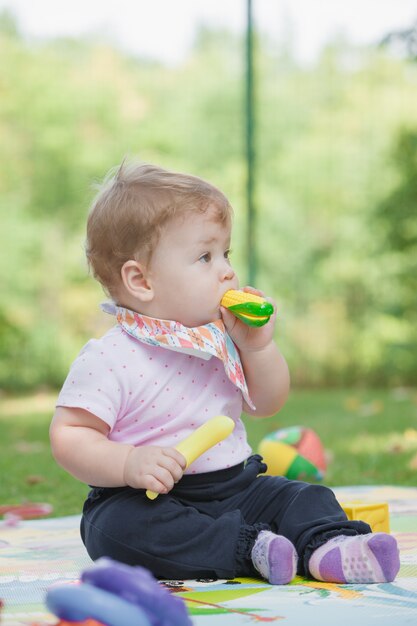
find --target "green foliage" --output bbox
[370,128,417,382]
[0,21,417,390]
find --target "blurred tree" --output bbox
[371,128,417,382]
[380,19,417,59]
[1,19,417,390]
[0,8,19,37]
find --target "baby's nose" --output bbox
[221,262,235,281]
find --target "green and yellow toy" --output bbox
[221,290,274,327]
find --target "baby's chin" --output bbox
[181,309,222,328]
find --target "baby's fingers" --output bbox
[149,464,178,493]
[220,306,240,334]
[242,285,264,297]
[143,474,170,495]
[154,448,186,483]
[162,447,187,471]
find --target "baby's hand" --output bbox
[221,286,277,354]
[123,446,186,494]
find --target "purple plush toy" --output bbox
[46,557,192,626]
[81,558,192,626]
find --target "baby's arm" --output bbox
[239,340,290,416]
[50,407,186,494]
[221,288,290,417]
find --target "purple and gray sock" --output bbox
[251,530,298,585]
[308,532,400,584]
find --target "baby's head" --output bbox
[86,161,238,326]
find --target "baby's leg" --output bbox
[236,474,399,583]
[81,485,269,580]
[231,475,373,575]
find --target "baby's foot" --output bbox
[251,530,298,585]
[308,533,400,584]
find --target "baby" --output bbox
[50,161,400,585]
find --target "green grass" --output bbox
[0,392,88,517]
[1,389,416,518]
[243,388,417,486]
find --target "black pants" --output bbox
[81,455,370,580]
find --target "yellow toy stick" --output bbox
[221,290,274,327]
[146,415,235,500]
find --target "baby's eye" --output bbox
[199,252,211,263]
[224,249,232,260]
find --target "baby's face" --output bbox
[147,207,239,327]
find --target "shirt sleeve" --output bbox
[56,338,122,431]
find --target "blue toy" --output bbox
[46,583,150,626]
[46,557,192,626]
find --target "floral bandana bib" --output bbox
[102,302,254,409]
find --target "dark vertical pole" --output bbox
[246,0,256,286]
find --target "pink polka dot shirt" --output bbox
[57,325,252,474]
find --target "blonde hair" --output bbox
[86,161,233,298]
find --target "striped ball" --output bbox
[258,426,326,481]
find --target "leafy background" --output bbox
[0,11,416,393]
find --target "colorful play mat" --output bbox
[1,485,416,625]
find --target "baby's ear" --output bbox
[121,260,154,302]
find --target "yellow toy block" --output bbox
[340,501,390,533]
